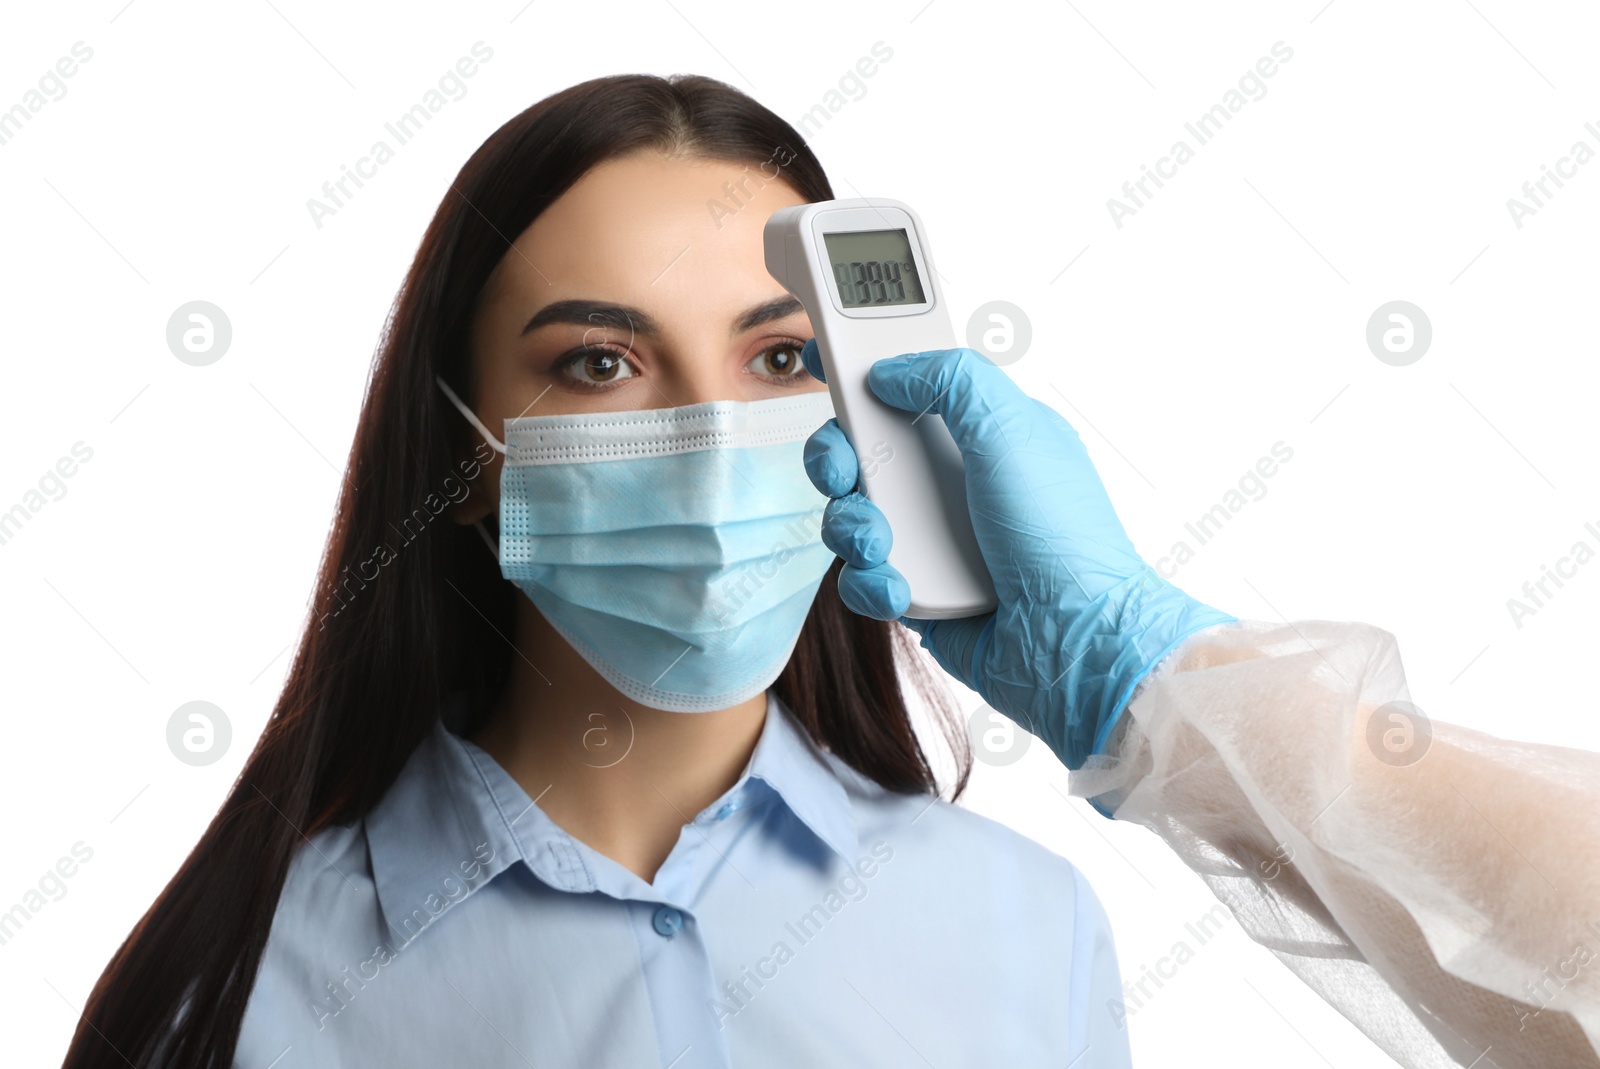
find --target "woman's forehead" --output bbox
[479,153,806,329]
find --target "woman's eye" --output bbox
[747,342,808,379]
[556,346,636,387]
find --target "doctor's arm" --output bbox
[1097,616,1600,1066]
[799,342,1600,1068]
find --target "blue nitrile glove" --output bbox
[800,340,1236,771]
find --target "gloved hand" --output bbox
[800,341,1235,770]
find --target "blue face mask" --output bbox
[437,377,838,712]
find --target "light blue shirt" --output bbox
[233,690,1131,1068]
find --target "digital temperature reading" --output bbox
[822,227,926,308]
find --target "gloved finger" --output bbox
[837,560,911,620]
[800,337,827,383]
[822,491,892,568]
[865,347,1037,462]
[802,417,856,498]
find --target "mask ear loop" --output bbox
[435,375,506,454]
[471,516,500,560]
[435,374,506,563]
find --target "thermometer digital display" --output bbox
[821,228,927,307]
[765,198,997,620]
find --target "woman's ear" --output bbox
[450,442,500,525]
[453,490,494,526]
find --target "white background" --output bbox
[3,1,1597,1065]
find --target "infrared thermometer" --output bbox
[764,198,998,620]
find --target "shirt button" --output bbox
[714,799,742,821]
[652,905,684,938]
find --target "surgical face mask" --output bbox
[436,376,838,712]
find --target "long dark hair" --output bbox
[63,73,971,1068]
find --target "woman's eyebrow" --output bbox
[521,300,658,337]
[518,296,805,337]
[732,295,805,333]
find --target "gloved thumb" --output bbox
[866,348,1016,462]
[899,611,995,696]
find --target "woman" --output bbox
[64,74,1600,1069]
[62,75,1126,1068]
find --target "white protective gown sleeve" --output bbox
[1067,618,1600,1069]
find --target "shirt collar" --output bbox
[737,688,860,865]
[363,692,523,952]
[365,690,859,947]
